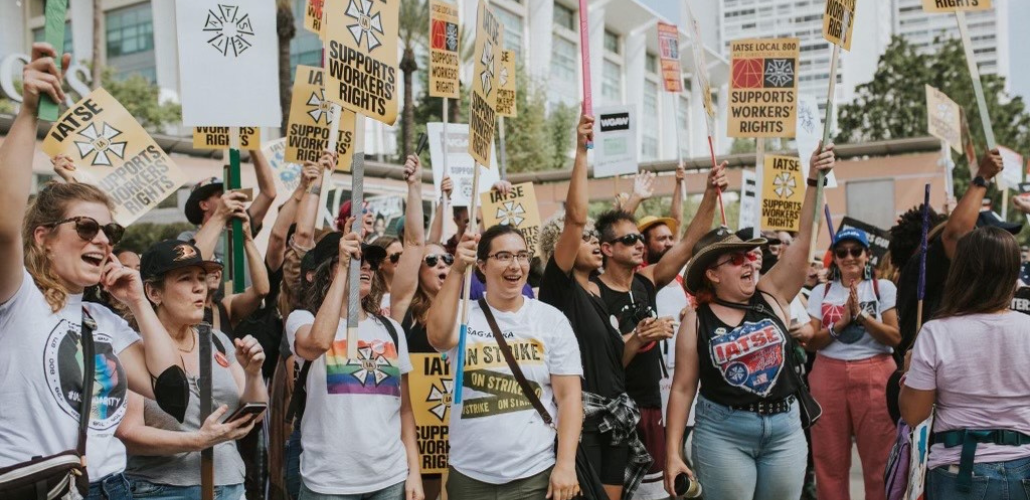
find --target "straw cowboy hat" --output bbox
[637,215,678,236]
[684,226,767,294]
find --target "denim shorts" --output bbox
[928,455,1030,500]
[128,478,244,500]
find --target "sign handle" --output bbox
[198,322,214,500]
[221,163,233,295]
[315,105,343,230]
[453,162,482,405]
[753,139,765,239]
[346,114,367,360]
[37,0,68,121]
[955,11,996,151]
[824,204,835,242]
[809,42,842,262]
[578,0,593,149]
[228,127,245,294]
[498,116,508,180]
[707,136,727,227]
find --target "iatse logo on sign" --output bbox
[599,112,631,132]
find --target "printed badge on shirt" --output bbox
[459,327,545,419]
[821,301,877,344]
[45,318,128,430]
[708,319,786,397]
[326,339,402,396]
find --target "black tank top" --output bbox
[696,292,796,407]
[402,310,436,354]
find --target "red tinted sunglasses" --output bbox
[713,251,758,269]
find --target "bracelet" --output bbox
[827,322,839,340]
[806,177,827,187]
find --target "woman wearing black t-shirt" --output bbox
[664,144,835,500]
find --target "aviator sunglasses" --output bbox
[424,254,454,267]
[46,216,125,245]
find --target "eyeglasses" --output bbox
[46,216,124,245]
[424,254,454,267]
[834,247,865,259]
[487,251,531,264]
[608,233,645,246]
[712,251,758,269]
[389,252,403,264]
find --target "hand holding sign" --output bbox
[21,43,70,117]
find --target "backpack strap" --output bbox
[374,314,400,346]
[77,308,97,495]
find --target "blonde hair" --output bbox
[537,211,596,264]
[23,182,114,312]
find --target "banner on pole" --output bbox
[192,127,261,150]
[429,0,460,99]
[685,5,715,134]
[427,122,500,207]
[325,0,399,124]
[175,0,281,127]
[468,0,503,166]
[480,182,542,254]
[926,85,963,153]
[739,169,758,231]
[408,353,452,474]
[728,38,800,138]
[304,0,325,37]
[657,22,683,93]
[760,155,804,231]
[838,217,891,267]
[921,0,991,12]
[286,65,356,169]
[261,137,303,194]
[593,105,638,179]
[42,88,188,226]
[797,95,838,188]
[496,50,517,118]
[822,0,856,50]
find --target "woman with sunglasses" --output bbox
[426,224,583,500]
[117,240,267,499]
[800,228,899,500]
[664,143,836,500]
[0,43,187,500]
[373,235,403,315]
[287,230,423,500]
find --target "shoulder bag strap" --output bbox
[286,362,311,423]
[477,299,554,428]
[77,308,97,493]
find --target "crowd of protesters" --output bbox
[4,42,1030,500]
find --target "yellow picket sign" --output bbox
[192,127,261,150]
[496,50,517,118]
[761,155,805,232]
[429,0,460,99]
[409,353,452,474]
[468,0,503,167]
[324,0,400,125]
[304,0,325,38]
[479,183,541,254]
[822,0,856,50]
[285,65,356,170]
[921,0,991,12]
[926,85,962,153]
[728,38,800,139]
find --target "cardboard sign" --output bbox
[760,155,804,231]
[325,0,399,124]
[42,88,188,226]
[837,217,892,268]
[409,353,452,474]
[468,0,503,166]
[480,182,541,254]
[366,195,405,238]
[304,0,324,37]
[285,65,356,169]
[429,0,460,99]
[999,146,1025,189]
[593,105,638,179]
[657,22,683,93]
[496,50,517,118]
[822,0,855,50]
[192,127,261,150]
[427,122,500,207]
[739,169,758,231]
[729,38,800,138]
[1012,287,1030,315]
[796,94,838,188]
[685,4,714,134]
[261,137,303,194]
[925,85,962,152]
[921,0,991,12]
[175,0,281,127]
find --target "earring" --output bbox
[864,264,872,281]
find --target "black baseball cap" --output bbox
[141,240,222,281]
[306,232,387,271]
[977,210,1023,235]
[185,177,224,225]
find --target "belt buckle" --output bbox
[758,401,765,414]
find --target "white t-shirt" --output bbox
[446,298,583,484]
[285,310,413,495]
[0,269,139,480]
[806,279,897,360]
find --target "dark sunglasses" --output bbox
[389,252,403,264]
[608,233,645,246]
[713,251,758,269]
[834,247,865,259]
[424,254,454,267]
[46,216,124,245]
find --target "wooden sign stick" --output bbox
[578,0,593,149]
[228,128,245,293]
[315,105,344,230]
[452,163,481,404]
[498,117,508,180]
[955,11,997,151]
[346,114,367,359]
[199,322,214,500]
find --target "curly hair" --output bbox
[537,211,597,264]
[23,181,115,313]
[889,204,946,270]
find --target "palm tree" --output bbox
[277,0,297,134]
[398,0,430,157]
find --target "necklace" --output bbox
[177,329,197,353]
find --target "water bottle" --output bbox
[674,472,703,498]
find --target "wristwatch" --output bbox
[972,176,989,189]
[806,177,827,187]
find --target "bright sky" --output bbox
[640,0,680,24]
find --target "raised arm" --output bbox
[553,115,594,273]
[191,191,247,259]
[293,232,360,360]
[759,143,836,304]
[0,44,68,303]
[390,155,426,323]
[645,163,728,289]
[941,149,1002,259]
[230,335,269,404]
[247,147,278,233]
[267,162,319,272]
[670,164,686,235]
[295,150,337,251]
[620,171,655,215]
[428,176,452,244]
[426,232,479,352]
[224,212,270,328]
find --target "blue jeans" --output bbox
[928,456,1030,499]
[128,478,244,500]
[286,426,303,499]
[691,395,808,500]
[298,480,405,500]
[86,473,131,500]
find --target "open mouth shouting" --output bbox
[82,251,105,268]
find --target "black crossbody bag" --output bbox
[478,300,607,499]
[0,308,97,500]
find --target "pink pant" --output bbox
[809,354,897,500]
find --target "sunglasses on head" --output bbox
[712,251,758,269]
[389,252,402,264]
[46,216,124,245]
[424,254,454,267]
[331,256,381,272]
[608,233,645,246]
[834,247,865,259]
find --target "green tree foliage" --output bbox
[101,68,181,132]
[118,222,195,254]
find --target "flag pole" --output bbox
[452,162,481,404]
